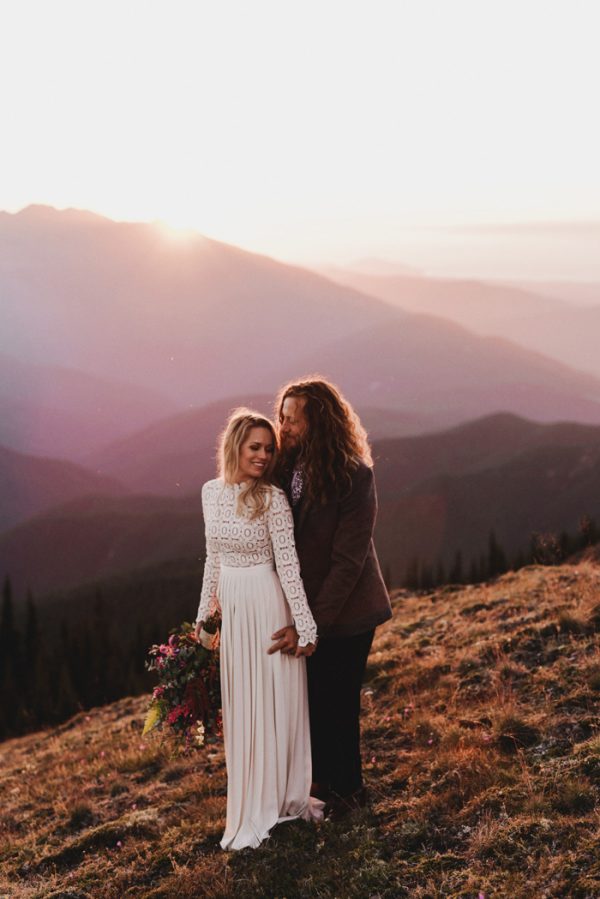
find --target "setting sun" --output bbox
[1,0,598,271]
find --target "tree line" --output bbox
[0,559,201,741]
[401,516,599,592]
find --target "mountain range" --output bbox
[0,444,126,532]
[322,267,600,380]
[3,206,600,467]
[4,413,600,600]
[0,352,179,460]
[2,205,600,603]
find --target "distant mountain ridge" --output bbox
[4,412,600,600]
[374,413,600,580]
[0,444,127,532]
[0,204,397,405]
[4,205,600,467]
[84,396,439,495]
[0,353,180,460]
[323,267,600,380]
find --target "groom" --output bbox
[269,377,392,818]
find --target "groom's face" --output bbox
[279,396,308,452]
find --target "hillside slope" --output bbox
[1,562,599,897]
[0,353,180,461]
[0,445,127,532]
[374,414,600,579]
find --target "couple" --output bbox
[194,377,392,851]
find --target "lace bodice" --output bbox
[196,479,318,646]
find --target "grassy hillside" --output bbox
[2,561,600,897]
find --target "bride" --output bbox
[194,408,319,850]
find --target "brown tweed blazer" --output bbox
[288,461,392,639]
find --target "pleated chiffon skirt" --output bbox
[218,562,314,850]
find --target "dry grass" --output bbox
[1,562,600,897]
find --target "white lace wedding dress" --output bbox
[196,479,320,850]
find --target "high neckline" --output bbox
[222,478,248,490]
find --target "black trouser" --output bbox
[306,629,374,798]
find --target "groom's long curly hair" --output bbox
[275,377,372,505]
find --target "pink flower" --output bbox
[167,706,186,725]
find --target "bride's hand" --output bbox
[194,620,204,640]
[294,641,316,658]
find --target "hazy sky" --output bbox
[1,0,599,271]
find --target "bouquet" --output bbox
[143,616,222,750]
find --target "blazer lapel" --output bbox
[295,493,310,534]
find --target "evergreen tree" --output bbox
[435,560,446,587]
[420,562,434,591]
[449,551,464,584]
[53,658,79,721]
[488,531,507,577]
[30,647,53,728]
[579,515,599,548]
[25,591,39,658]
[0,576,15,679]
[558,531,571,561]
[468,557,480,584]
[404,557,420,590]
[513,550,525,572]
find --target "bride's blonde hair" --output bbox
[218,408,277,518]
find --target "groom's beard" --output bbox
[278,441,302,470]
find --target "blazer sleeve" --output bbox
[310,464,378,634]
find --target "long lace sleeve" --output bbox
[195,483,221,624]
[267,488,318,646]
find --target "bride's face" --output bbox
[235,427,275,482]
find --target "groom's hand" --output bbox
[268,625,298,655]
